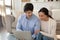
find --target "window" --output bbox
[5,0,11,6]
[5,0,12,15]
[5,7,11,15]
[0,0,3,6]
[0,0,4,16]
[0,0,12,15]
[0,7,1,15]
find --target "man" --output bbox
[16,3,40,39]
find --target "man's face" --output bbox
[25,10,33,19]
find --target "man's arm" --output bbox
[32,19,40,39]
[16,15,22,31]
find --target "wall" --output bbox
[21,2,60,11]
[14,1,60,20]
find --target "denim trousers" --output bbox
[35,32,54,40]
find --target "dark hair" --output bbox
[38,7,53,19]
[24,3,34,12]
[0,15,3,29]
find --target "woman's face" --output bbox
[38,12,48,21]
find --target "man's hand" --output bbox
[34,30,40,35]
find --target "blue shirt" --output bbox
[16,14,40,39]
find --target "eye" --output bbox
[39,14,44,17]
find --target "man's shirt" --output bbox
[16,14,40,38]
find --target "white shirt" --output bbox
[40,18,57,39]
[41,20,49,33]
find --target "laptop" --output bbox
[13,31,33,40]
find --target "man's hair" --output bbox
[24,3,34,12]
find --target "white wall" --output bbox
[21,2,60,11]
[52,9,60,20]
[14,1,60,20]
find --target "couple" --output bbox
[16,3,57,40]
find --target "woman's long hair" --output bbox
[38,7,53,19]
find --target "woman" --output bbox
[0,15,16,40]
[36,7,57,40]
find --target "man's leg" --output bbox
[35,33,43,40]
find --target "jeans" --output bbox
[36,33,54,40]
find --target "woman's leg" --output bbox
[43,36,49,40]
[43,35,54,40]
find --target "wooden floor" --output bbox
[56,21,60,40]
[56,22,60,35]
